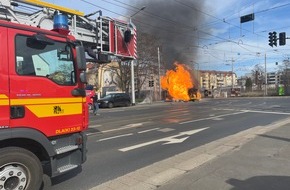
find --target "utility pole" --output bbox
[226,58,235,88]
[231,58,234,88]
[265,53,267,96]
[131,60,135,105]
[129,6,146,106]
[158,47,161,101]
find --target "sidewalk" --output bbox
[158,121,290,190]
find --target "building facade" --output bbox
[199,70,237,90]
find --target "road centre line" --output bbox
[179,111,247,125]
[241,109,290,115]
[98,133,133,142]
[180,109,290,125]
[213,108,235,111]
[89,124,102,128]
[93,122,152,134]
[138,128,160,134]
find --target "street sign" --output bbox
[240,13,255,23]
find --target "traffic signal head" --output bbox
[279,32,286,46]
[148,80,154,87]
[273,31,277,46]
[268,32,273,47]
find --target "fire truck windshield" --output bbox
[15,35,76,85]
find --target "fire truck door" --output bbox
[8,28,84,137]
[0,26,9,128]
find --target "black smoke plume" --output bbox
[127,0,205,68]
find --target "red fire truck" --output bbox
[0,0,137,189]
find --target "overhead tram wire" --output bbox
[79,0,227,42]
[79,0,289,57]
[80,0,262,47]
[98,0,137,13]
[84,0,290,41]
[112,0,206,31]
[80,0,205,37]
[94,0,258,44]
[183,1,290,40]
[80,0,126,18]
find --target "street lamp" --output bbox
[129,6,146,106]
[158,47,161,100]
[225,58,235,88]
[130,6,146,19]
[191,61,200,88]
[256,52,267,96]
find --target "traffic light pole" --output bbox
[158,47,161,101]
[265,53,267,96]
[131,60,135,106]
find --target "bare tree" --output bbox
[109,61,131,93]
[107,32,162,98]
[135,32,161,98]
[251,64,264,90]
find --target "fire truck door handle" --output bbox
[10,106,25,119]
[71,88,86,97]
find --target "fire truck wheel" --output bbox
[0,147,43,190]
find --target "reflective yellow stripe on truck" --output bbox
[0,94,8,106]
[10,97,86,118]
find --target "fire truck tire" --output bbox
[0,147,43,190]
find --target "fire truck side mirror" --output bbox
[76,46,86,70]
[80,71,87,83]
[124,30,131,43]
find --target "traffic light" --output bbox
[268,31,277,47]
[279,32,286,46]
[149,80,154,87]
[268,32,273,47]
[273,31,277,46]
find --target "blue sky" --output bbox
[45,0,290,78]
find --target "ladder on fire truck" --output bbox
[0,0,137,62]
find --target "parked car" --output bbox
[98,93,131,108]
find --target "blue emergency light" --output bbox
[53,12,69,30]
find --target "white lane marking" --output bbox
[138,128,160,134]
[125,123,144,128]
[87,121,151,136]
[158,128,175,132]
[119,127,209,152]
[241,109,290,115]
[211,118,224,121]
[254,102,266,106]
[180,111,247,125]
[212,108,235,111]
[89,124,102,128]
[98,133,133,142]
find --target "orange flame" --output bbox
[161,62,195,101]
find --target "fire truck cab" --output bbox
[0,5,88,190]
[0,0,137,189]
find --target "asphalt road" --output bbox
[47,97,290,190]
